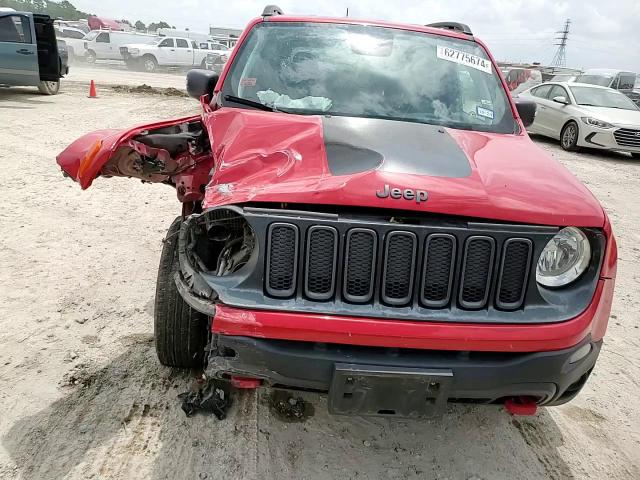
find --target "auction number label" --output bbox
[437,46,492,74]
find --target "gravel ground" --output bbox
[0,68,638,480]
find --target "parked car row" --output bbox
[519,82,640,157]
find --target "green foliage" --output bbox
[0,0,92,20]
[134,20,145,31]
[147,21,171,32]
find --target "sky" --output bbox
[71,0,640,72]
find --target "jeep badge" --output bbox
[376,184,428,203]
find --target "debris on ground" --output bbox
[268,390,314,423]
[111,84,187,97]
[179,376,231,420]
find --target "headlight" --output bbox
[536,227,591,287]
[581,117,613,129]
[129,48,139,55]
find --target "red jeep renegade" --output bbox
[57,6,617,418]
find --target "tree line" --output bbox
[0,0,175,31]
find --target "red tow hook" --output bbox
[230,376,263,389]
[504,396,538,416]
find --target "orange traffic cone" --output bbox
[88,80,97,98]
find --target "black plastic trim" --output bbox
[496,238,533,310]
[304,225,339,301]
[343,228,377,303]
[420,233,457,308]
[265,222,299,298]
[381,231,417,306]
[458,236,496,309]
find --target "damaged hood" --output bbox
[203,108,604,227]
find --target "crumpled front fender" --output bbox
[56,115,202,190]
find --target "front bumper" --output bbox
[579,125,640,153]
[207,334,601,407]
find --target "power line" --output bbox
[551,19,571,67]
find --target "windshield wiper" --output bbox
[223,95,288,113]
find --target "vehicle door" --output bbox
[94,31,111,59]
[156,37,175,64]
[175,38,193,66]
[545,84,572,136]
[527,84,555,135]
[0,12,39,86]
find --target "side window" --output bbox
[0,15,32,44]
[176,38,189,48]
[159,38,174,48]
[532,84,552,99]
[96,32,110,43]
[192,40,198,49]
[548,85,569,101]
[199,42,209,49]
[68,30,84,39]
[618,74,636,90]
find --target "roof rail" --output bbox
[262,5,284,17]
[425,22,473,36]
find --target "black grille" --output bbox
[262,219,538,315]
[382,232,417,305]
[459,236,495,309]
[421,234,456,308]
[343,229,377,303]
[305,226,338,300]
[265,223,298,297]
[614,128,640,148]
[496,239,532,310]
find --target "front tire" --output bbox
[154,217,208,368]
[141,55,158,72]
[85,50,96,63]
[560,121,580,151]
[37,80,60,95]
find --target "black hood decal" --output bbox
[322,116,472,178]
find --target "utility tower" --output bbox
[551,19,571,67]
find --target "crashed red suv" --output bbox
[57,7,617,418]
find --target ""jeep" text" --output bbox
[376,185,428,204]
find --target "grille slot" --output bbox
[305,226,338,300]
[613,128,640,148]
[265,223,299,298]
[459,236,496,309]
[343,228,377,303]
[421,234,457,308]
[496,238,532,310]
[382,231,417,306]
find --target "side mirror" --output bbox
[186,69,219,99]
[514,98,537,128]
[552,95,569,105]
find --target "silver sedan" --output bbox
[519,82,640,158]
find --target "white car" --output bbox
[54,25,86,59]
[83,30,158,63]
[120,36,209,72]
[520,82,640,157]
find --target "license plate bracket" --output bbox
[328,363,453,418]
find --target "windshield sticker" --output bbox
[437,46,492,74]
[476,106,495,119]
[240,78,257,87]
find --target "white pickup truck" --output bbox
[120,36,208,72]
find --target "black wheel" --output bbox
[141,55,158,72]
[154,217,208,368]
[631,153,640,159]
[85,50,96,63]
[560,121,580,151]
[37,80,60,95]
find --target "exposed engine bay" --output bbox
[100,120,210,184]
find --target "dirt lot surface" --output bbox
[1,67,639,480]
